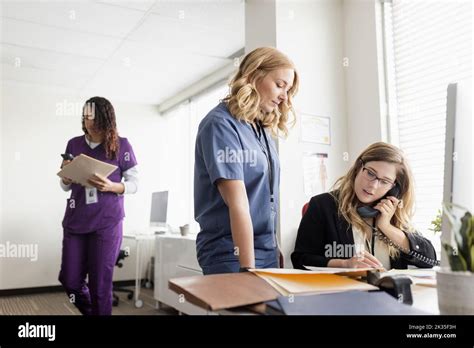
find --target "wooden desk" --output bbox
[170,271,441,315]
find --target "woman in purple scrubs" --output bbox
[58,96,138,315]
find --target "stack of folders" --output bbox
[249,268,379,297]
[168,267,425,314]
[248,268,428,315]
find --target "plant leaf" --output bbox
[460,213,472,268]
[470,244,474,272]
[443,243,467,271]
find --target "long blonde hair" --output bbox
[223,47,299,137]
[332,142,417,257]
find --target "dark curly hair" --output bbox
[82,96,119,160]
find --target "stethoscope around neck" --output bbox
[250,121,274,203]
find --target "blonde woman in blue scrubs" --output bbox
[194,47,299,275]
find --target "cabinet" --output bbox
[154,234,209,314]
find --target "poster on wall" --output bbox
[300,114,331,145]
[303,152,328,196]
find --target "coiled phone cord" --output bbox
[363,221,441,267]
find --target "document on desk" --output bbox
[303,266,383,277]
[250,268,378,296]
[251,267,382,278]
[381,268,438,287]
[57,154,118,188]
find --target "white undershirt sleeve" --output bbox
[121,165,139,195]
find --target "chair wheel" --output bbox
[135,299,143,308]
[113,299,118,306]
[127,293,133,300]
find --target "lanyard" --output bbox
[250,121,274,203]
[365,219,377,255]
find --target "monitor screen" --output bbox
[150,191,168,226]
[442,79,472,266]
[443,79,472,211]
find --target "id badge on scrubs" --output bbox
[85,187,98,205]
[270,204,277,248]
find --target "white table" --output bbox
[122,233,156,308]
[411,284,439,314]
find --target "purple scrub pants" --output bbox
[58,221,123,315]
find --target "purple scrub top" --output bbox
[62,135,137,233]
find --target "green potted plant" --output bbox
[436,203,474,314]
[429,209,442,234]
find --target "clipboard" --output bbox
[57,154,118,188]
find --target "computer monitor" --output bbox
[442,79,473,266]
[150,191,168,231]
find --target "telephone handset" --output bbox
[357,183,401,218]
[357,183,440,266]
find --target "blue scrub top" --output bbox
[194,102,280,267]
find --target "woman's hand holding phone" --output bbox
[60,159,81,185]
[60,159,74,185]
[375,196,400,230]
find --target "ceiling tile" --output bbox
[128,13,244,58]
[1,43,104,76]
[1,18,123,59]
[0,0,245,105]
[96,0,156,13]
[150,0,244,31]
[1,0,146,38]
[1,63,89,90]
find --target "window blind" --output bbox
[385,0,472,238]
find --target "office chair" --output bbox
[112,249,134,307]
[302,202,309,216]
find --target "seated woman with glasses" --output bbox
[291,142,437,270]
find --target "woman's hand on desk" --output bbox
[88,173,124,194]
[328,251,384,269]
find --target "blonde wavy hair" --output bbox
[223,47,299,137]
[331,142,417,258]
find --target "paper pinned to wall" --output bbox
[303,152,328,196]
[300,114,331,144]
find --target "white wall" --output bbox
[275,0,389,265]
[343,0,385,158]
[0,81,192,290]
[276,0,349,265]
[245,0,277,51]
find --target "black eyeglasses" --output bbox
[361,165,396,188]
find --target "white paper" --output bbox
[303,154,319,196]
[303,153,328,196]
[301,114,331,144]
[303,266,380,274]
[250,267,380,275]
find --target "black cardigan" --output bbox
[291,192,437,270]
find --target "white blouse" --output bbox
[352,225,391,270]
